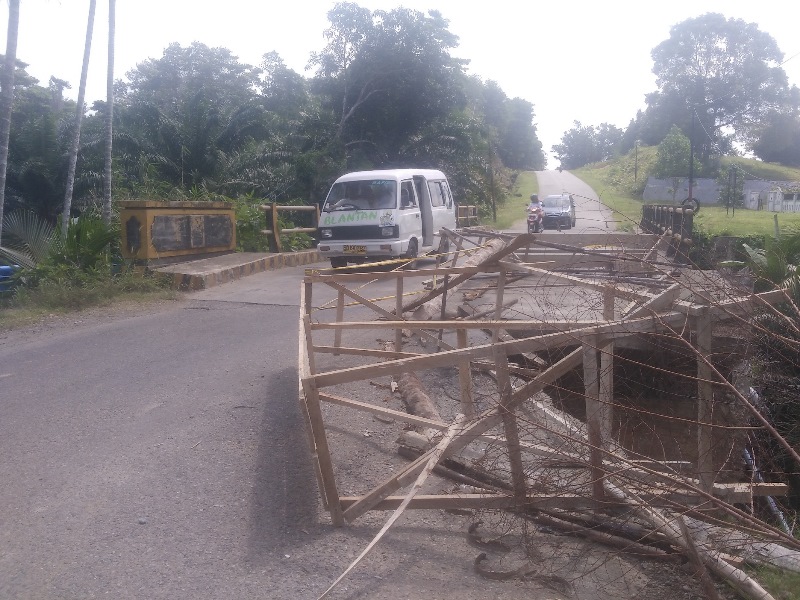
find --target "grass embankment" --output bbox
[571,166,644,232]
[753,566,800,600]
[0,272,177,331]
[492,170,538,230]
[574,149,800,237]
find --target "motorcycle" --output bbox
[527,207,543,233]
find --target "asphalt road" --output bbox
[509,169,618,233]
[0,170,620,599]
[0,286,323,599]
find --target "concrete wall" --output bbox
[120,200,236,262]
[644,177,800,210]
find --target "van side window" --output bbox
[431,181,453,208]
[400,180,417,208]
[428,181,445,207]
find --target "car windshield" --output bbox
[543,196,566,208]
[323,180,397,211]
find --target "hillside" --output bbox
[573,150,800,236]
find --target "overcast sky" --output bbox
[2,1,799,167]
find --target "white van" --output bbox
[317,169,457,268]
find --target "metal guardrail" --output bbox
[261,203,320,253]
[639,204,694,259]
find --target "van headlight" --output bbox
[381,226,396,237]
[320,228,333,239]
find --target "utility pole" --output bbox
[688,110,695,205]
[634,140,639,183]
[726,165,733,216]
[487,151,496,223]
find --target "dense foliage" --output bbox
[0,2,545,245]
[652,125,702,179]
[552,121,623,169]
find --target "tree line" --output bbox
[0,1,544,249]
[553,13,800,176]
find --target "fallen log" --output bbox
[381,340,443,441]
[408,237,508,321]
[525,512,683,563]
[396,445,497,490]
[398,430,512,492]
[603,479,776,600]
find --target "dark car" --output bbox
[0,264,19,294]
[542,194,576,229]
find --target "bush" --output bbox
[9,265,172,311]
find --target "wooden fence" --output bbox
[457,205,479,227]
[262,202,320,253]
[639,204,694,260]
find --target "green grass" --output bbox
[0,271,178,331]
[492,171,539,230]
[694,207,800,237]
[750,565,800,600]
[723,156,800,183]
[574,150,800,237]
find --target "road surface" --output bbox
[0,267,588,600]
[0,174,690,600]
[509,169,617,233]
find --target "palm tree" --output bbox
[61,0,96,235]
[102,0,115,224]
[0,0,21,247]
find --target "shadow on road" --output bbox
[247,366,319,557]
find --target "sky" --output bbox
[1,0,799,168]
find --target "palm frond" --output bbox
[1,210,57,266]
[0,245,36,269]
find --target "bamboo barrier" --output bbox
[297,229,798,600]
[262,202,320,252]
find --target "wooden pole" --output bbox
[583,336,605,500]
[304,280,313,317]
[695,303,715,494]
[493,345,527,500]
[438,274,450,350]
[599,285,615,447]
[395,275,403,352]
[298,283,328,510]
[302,377,345,526]
[492,268,506,344]
[333,289,345,355]
[325,279,453,351]
[448,230,464,268]
[271,202,282,252]
[457,328,475,418]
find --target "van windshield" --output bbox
[322,180,397,211]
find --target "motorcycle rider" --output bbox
[527,194,543,232]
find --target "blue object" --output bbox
[0,265,19,292]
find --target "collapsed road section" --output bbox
[298,228,800,599]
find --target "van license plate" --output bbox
[343,245,366,254]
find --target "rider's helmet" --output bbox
[530,194,539,202]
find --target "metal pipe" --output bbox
[745,387,792,535]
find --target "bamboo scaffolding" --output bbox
[296,229,799,598]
